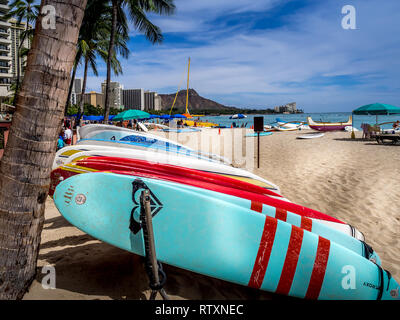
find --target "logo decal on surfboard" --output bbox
[129,179,163,234]
[75,194,86,205]
[64,186,75,204]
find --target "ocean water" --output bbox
[196,112,400,130]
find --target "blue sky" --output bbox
[79,0,400,112]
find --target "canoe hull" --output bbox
[307,116,352,132]
[308,125,348,131]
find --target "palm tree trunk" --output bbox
[78,56,89,126]
[65,62,78,116]
[0,0,87,300]
[104,0,118,123]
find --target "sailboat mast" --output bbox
[185,57,191,114]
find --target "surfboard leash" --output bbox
[135,182,169,300]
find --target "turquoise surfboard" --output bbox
[245,132,273,137]
[54,172,399,300]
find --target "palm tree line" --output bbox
[7,0,176,122]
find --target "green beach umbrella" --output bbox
[112,109,150,122]
[353,103,400,115]
[353,103,400,125]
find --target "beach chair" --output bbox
[376,132,400,145]
[368,124,381,138]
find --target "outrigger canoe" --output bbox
[307,116,352,132]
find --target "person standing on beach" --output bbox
[57,130,65,151]
[393,120,400,129]
[63,121,73,146]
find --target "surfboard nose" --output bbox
[53,176,84,212]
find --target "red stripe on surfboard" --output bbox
[275,226,304,295]
[248,217,278,289]
[305,237,331,299]
[71,157,346,224]
[300,216,313,232]
[275,208,287,222]
[251,201,263,213]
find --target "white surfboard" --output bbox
[297,133,325,139]
[142,122,169,130]
[53,145,282,194]
[78,124,143,140]
[137,122,148,132]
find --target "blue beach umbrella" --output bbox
[83,115,104,121]
[229,114,247,119]
[172,114,187,119]
[160,115,172,120]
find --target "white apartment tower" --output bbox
[9,18,31,79]
[0,0,12,98]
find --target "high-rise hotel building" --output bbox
[0,0,12,98]
[10,18,31,79]
[101,81,124,110]
[123,88,162,111]
[0,1,32,99]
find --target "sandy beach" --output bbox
[24,128,400,300]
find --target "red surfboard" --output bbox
[50,158,344,224]
[77,156,283,198]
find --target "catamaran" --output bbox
[170,58,218,128]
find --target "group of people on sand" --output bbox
[57,120,73,151]
[115,119,141,130]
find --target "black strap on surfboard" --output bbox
[376,264,392,300]
[361,240,374,261]
[138,185,169,300]
[349,225,355,238]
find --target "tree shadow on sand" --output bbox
[34,234,290,300]
[334,138,374,142]
[43,215,73,230]
[334,138,400,146]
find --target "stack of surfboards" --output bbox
[50,124,400,300]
